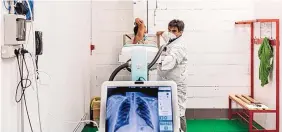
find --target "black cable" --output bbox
[14,49,34,132]
[109,44,165,81]
[36,55,39,70]
[137,77,146,81]
[29,53,39,80]
[23,54,30,86]
[21,54,24,85]
[125,34,132,40]
[126,59,131,72]
[109,33,180,81]
[109,35,179,81]
[24,94,34,132]
[35,54,39,80]
[15,53,31,102]
[147,44,166,69]
[15,78,31,103]
[23,53,34,132]
[23,54,34,132]
[28,53,43,132]
[147,36,181,70]
[109,41,168,81]
[15,55,28,102]
[109,63,130,81]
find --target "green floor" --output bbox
[187,119,264,132]
[82,119,265,132]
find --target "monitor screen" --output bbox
[105,86,174,132]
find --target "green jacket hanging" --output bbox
[258,37,274,87]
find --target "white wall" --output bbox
[1,1,91,132]
[90,0,281,130]
[91,0,253,107]
[0,1,2,131]
[91,0,134,96]
[151,0,254,108]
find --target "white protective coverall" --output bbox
[157,32,188,131]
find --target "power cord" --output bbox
[24,14,43,131]
[14,48,34,132]
[47,113,99,131]
[15,49,31,102]
[28,53,43,132]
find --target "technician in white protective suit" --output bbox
[156,19,188,132]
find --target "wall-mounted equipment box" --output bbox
[4,14,26,45]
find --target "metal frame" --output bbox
[229,19,280,132]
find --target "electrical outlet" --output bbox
[1,45,20,59]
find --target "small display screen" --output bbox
[105,86,174,132]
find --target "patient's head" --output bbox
[134,18,147,36]
[132,18,147,44]
[133,24,147,36]
[134,25,138,36]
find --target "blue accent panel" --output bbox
[25,0,34,20]
[131,47,148,81]
[13,1,34,20]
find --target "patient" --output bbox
[133,18,148,44]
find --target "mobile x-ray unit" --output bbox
[98,34,181,132]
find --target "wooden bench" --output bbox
[229,94,270,110]
[228,94,276,132]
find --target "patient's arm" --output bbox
[133,18,146,44]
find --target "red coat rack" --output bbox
[229,19,280,132]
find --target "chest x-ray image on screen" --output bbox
[99,81,179,132]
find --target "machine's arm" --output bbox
[109,44,166,81]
